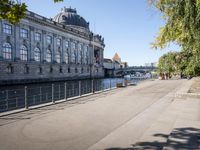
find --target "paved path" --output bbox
[0,79,199,150]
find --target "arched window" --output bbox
[34,48,41,62]
[20,45,28,61]
[55,50,61,63]
[2,43,12,60]
[46,49,52,62]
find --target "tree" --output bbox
[0,0,63,24]
[157,52,179,76]
[149,0,200,76]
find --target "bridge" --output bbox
[114,66,157,76]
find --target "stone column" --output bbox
[42,30,46,63]
[0,20,2,60]
[69,39,73,64]
[66,39,70,64]
[15,24,20,61]
[77,41,80,64]
[53,33,57,63]
[62,36,65,63]
[89,44,93,65]
[75,41,78,64]
[29,26,35,61]
[101,48,104,65]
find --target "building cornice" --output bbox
[25,11,91,41]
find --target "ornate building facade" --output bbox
[0,7,105,85]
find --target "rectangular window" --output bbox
[47,35,52,44]
[20,28,28,38]
[35,32,41,41]
[57,38,61,46]
[3,24,12,34]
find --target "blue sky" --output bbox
[22,0,179,66]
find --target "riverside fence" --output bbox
[0,78,124,113]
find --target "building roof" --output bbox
[53,7,89,29]
[112,53,121,64]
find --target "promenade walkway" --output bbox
[0,79,199,150]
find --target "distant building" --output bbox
[121,62,128,68]
[103,53,128,77]
[103,58,114,77]
[112,53,128,69]
[112,53,122,64]
[144,62,157,68]
[0,7,105,85]
[103,58,113,69]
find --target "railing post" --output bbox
[52,83,55,104]
[24,86,28,109]
[92,79,94,93]
[79,80,81,96]
[6,90,8,110]
[110,79,111,89]
[59,84,60,99]
[40,86,42,102]
[64,82,67,100]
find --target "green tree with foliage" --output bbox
[0,0,63,24]
[157,52,179,76]
[149,0,200,76]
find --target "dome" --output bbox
[53,7,89,29]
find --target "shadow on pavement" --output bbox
[106,127,200,150]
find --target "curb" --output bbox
[175,92,200,99]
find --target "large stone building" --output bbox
[0,7,105,85]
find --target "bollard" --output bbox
[24,86,28,109]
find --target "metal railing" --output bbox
[0,78,124,113]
